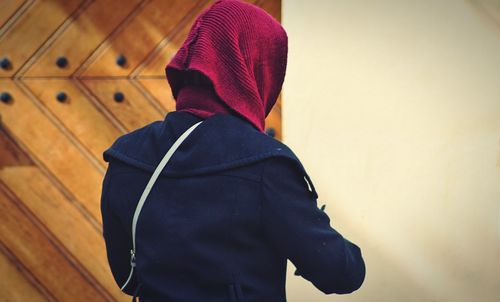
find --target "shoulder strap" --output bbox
[120,120,203,291]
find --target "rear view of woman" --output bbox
[100,1,366,301]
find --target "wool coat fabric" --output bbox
[101,111,366,302]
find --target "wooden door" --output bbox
[0,1,282,301]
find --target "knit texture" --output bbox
[165,0,288,131]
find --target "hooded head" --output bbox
[165,0,288,132]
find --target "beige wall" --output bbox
[282,0,500,301]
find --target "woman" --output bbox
[100,1,365,301]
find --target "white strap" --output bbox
[121,121,203,291]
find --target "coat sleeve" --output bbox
[261,158,366,294]
[100,162,138,295]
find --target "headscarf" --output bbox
[165,0,288,132]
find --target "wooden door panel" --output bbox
[0,166,129,302]
[138,0,215,77]
[0,188,108,302]
[24,0,142,77]
[0,246,48,302]
[265,94,282,140]
[81,0,201,77]
[22,78,123,167]
[82,79,164,131]
[0,0,28,29]
[0,128,34,167]
[0,0,84,77]
[0,80,103,225]
[137,78,175,113]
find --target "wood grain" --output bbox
[22,78,123,167]
[0,79,104,225]
[24,0,142,77]
[82,78,164,131]
[0,166,129,302]
[0,128,33,168]
[136,78,176,113]
[0,0,84,77]
[0,0,28,30]
[0,186,108,302]
[0,243,49,302]
[137,0,214,77]
[81,0,201,77]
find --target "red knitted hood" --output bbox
[165,0,288,132]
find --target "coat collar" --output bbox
[103,111,317,197]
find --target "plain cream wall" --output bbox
[281,0,500,301]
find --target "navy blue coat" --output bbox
[100,111,365,302]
